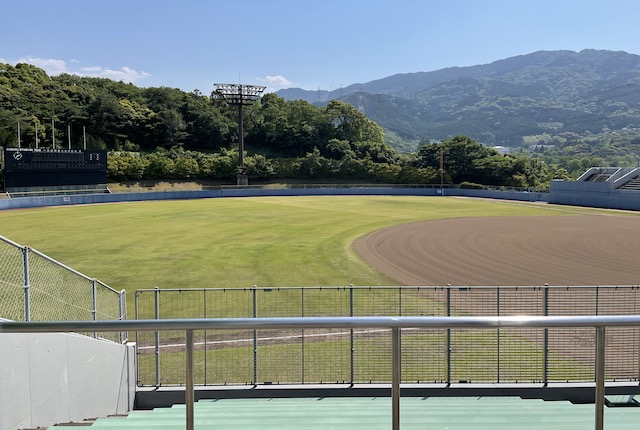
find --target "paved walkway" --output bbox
[50,396,640,429]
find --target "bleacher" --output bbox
[583,172,614,182]
[619,176,640,191]
[46,396,640,430]
[574,166,640,192]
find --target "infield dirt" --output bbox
[354,215,640,286]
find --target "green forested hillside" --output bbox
[0,63,392,159]
[279,49,640,163]
[0,59,621,189]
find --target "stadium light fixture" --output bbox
[213,83,266,185]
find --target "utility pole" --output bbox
[440,147,445,190]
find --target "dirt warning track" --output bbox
[353,215,640,286]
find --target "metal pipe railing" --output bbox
[3,315,640,430]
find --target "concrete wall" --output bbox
[0,186,549,211]
[450,188,548,202]
[0,183,636,212]
[1,329,135,429]
[549,180,640,211]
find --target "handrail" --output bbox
[3,315,640,430]
[134,284,640,293]
[3,315,640,332]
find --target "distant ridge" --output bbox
[276,50,640,147]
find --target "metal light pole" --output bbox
[213,84,266,185]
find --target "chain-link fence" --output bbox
[0,234,126,343]
[135,285,640,387]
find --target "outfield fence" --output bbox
[135,285,640,387]
[0,234,127,343]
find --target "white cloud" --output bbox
[7,57,151,84]
[80,65,151,82]
[19,57,68,75]
[258,75,296,92]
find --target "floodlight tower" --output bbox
[213,83,266,185]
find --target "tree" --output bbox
[416,135,499,183]
[299,148,330,178]
[325,100,385,145]
[415,135,550,187]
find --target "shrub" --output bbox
[459,181,487,190]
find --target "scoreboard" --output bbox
[3,148,107,189]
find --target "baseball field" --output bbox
[1,196,638,301]
[3,195,639,385]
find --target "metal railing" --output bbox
[135,285,640,386]
[2,315,640,430]
[0,234,127,342]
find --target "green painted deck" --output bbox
[50,396,640,429]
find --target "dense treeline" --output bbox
[107,147,438,184]
[1,63,551,189]
[107,136,550,190]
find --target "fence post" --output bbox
[154,287,160,387]
[543,285,549,384]
[301,287,305,384]
[185,329,195,430]
[134,290,140,385]
[119,290,126,344]
[203,289,207,386]
[253,285,258,385]
[594,326,606,430]
[22,247,30,321]
[350,284,355,385]
[91,279,98,339]
[446,286,451,384]
[496,287,500,383]
[391,327,401,430]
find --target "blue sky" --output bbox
[2,0,640,93]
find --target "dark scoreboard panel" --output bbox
[4,148,107,188]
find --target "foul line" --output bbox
[137,328,420,350]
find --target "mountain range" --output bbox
[276,50,640,150]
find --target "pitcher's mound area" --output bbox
[353,215,640,286]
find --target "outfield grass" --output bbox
[0,196,618,313]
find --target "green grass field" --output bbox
[1,195,623,385]
[0,196,621,313]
